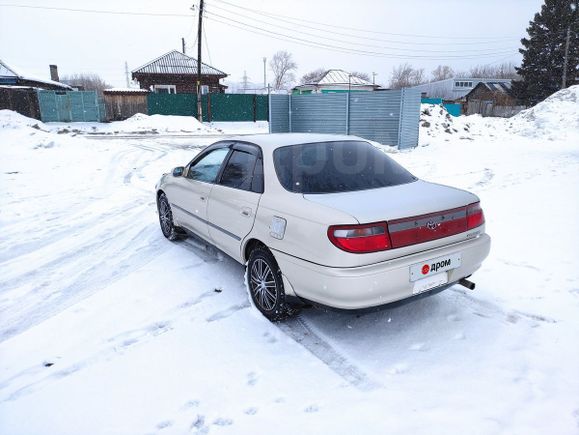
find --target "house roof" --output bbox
[104,88,149,94]
[482,81,512,93]
[132,50,227,77]
[0,58,72,90]
[303,69,375,87]
[466,81,513,99]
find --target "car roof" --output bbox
[224,133,368,149]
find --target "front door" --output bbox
[169,146,230,239]
[207,144,263,260]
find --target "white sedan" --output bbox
[155,134,491,321]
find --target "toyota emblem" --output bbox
[426,221,440,230]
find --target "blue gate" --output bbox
[37,90,105,122]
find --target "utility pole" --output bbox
[182,37,186,54]
[263,57,267,90]
[125,61,130,88]
[562,26,571,89]
[196,0,204,122]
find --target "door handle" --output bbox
[200,196,206,201]
[241,207,251,217]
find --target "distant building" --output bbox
[411,78,512,101]
[465,81,524,117]
[0,59,72,90]
[292,69,380,94]
[132,50,227,94]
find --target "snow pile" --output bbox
[418,104,503,146]
[507,85,579,140]
[0,110,80,150]
[419,85,579,146]
[44,113,220,136]
[0,109,47,131]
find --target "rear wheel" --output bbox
[157,193,180,241]
[247,247,296,321]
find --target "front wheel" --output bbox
[247,247,295,321]
[157,192,180,241]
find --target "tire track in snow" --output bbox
[277,315,380,391]
[0,141,177,342]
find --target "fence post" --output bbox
[207,93,212,122]
[346,92,350,135]
[288,94,292,133]
[252,94,257,122]
[397,88,405,149]
[268,93,272,133]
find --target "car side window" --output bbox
[187,148,230,183]
[219,150,259,192]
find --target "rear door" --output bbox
[168,145,231,240]
[206,143,263,260]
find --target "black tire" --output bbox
[247,247,296,321]
[157,193,180,241]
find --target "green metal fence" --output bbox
[37,90,105,122]
[147,93,268,122]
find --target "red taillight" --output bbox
[466,202,485,229]
[329,202,484,253]
[327,223,391,253]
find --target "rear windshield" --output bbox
[273,141,416,194]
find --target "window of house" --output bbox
[154,84,177,94]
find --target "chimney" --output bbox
[49,65,59,82]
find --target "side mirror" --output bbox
[172,166,185,177]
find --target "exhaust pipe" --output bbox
[459,278,476,290]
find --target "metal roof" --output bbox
[132,50,227,77]
[104,88,149,94]
[316,69,373,86]
[484,81,512,93]
[299,69,375,87]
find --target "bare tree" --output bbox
[300,68,327,84]
[61,73,112,94]
[412,68,425,85]
[270,51,297,90]
[457,62,519,79]
[350,71,371,82]
[431,65,454,81]
[389,63,426,89]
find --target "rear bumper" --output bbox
[273,233,491,310]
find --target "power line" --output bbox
[203,20,213,66]
[204,13,517,60]
[0,3,193,17]
[212,0,519,41]
[204,5,518,54]
[212,0,512,46]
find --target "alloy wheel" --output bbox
[249,258,278,311]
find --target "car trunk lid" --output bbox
[304,180,480,251]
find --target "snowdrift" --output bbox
[419,85,579,146]
[508,85,579,139]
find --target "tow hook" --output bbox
[459,278,476,290]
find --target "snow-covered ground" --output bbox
[2,111,269,136]
[1,87,578,434]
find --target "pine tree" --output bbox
[512,0,579,105]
